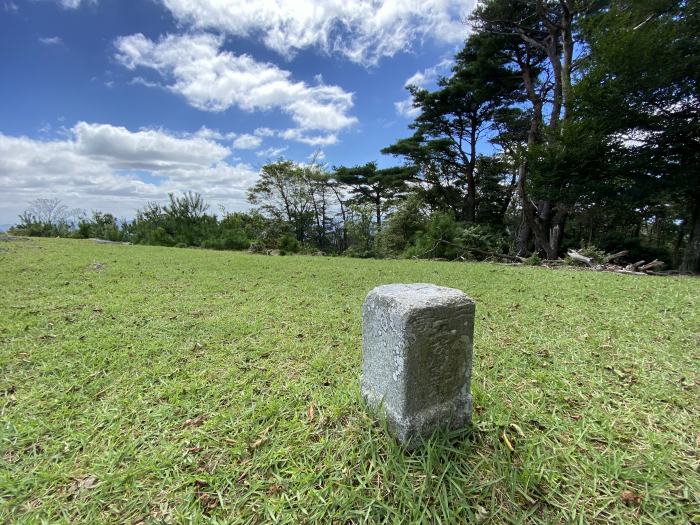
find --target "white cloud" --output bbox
[256,146,288,159]
[247,126,337,146]
[159,0,475,66]
[129,76,161,89]
[0,123,259,223]
[71,121,230,169]
[404,58,453,88]
[58,0,95,8]
[278,128,337,147]
[39,36,63,45]
[394,98,420,119]
[192,126,236,141]
[114,33,357,135]
[232,133,262,149]
[395,57,453,118]
[254,127,275,137]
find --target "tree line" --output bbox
[10,0,699,272]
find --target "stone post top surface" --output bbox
[365,283,474,309]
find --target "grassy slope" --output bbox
[1,238,698,524]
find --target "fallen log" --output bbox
[543,259,566,266]
[606,250,629,262]
[639,259,664,272]
[616,269,647,276]
[567,249,593,267]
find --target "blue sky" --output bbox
[0,0,475,223]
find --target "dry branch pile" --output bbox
[565,249,667,276]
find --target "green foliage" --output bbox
[278,234,300,253]
[404,214,507,261]
[577,0,700,272]
[405,212,463,259]
[333,162,413,227]
[375,196,427,257]
[344,204,376,258]
[576,245,608,265]
[9,220,72,238]
[525,253,542,266]
[75,212,126,242]
[457,224,507,254]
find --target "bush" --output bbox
[403,212,463,260]
[278,235,300,253]
[220,230,249,250]
[525,253,542,266]
[457,224,508,254]
[375,196,427,258]
[344,246,376,258]
[201,232,249,251]
[576,244,607,264]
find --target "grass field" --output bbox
[1,238,698,524]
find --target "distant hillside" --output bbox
[0,224,13,233]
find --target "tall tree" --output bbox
[579,0,700,272]
[471,0,603,258]
[333,162,413,228]
[383,33,519,223]
[247,160,314,244]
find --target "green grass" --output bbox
[1,238,698,524]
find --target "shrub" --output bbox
[457,224,508,254]
[576,244,607,264]
[220,230,249,250]
[375,196,427,258]
[278,235,300,253]
[404,212,462,260]
[525,253,542,266]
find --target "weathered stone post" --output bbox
[361,283,475,447]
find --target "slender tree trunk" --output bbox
[375,191,382,229]
[464,173,476,223]
[499,169,518,225]
[331,186,348,251]
[548,208,567,258]
[561,13,574,125]
[673,218,686,267]
[680,197,700,273]
[516,213,531,257]
[464,123,478,223]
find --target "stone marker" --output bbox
[360,283,475,447]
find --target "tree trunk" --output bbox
[680,198,700,274]
[516,214,531,257]
[463,186,476,223]
[548,208,567,258]
[375,193,382,229]
[672,218,686,267]
[560,3,574,125]
[331,186,348,251]
[464,123,478,223]
[499,169,518,224]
